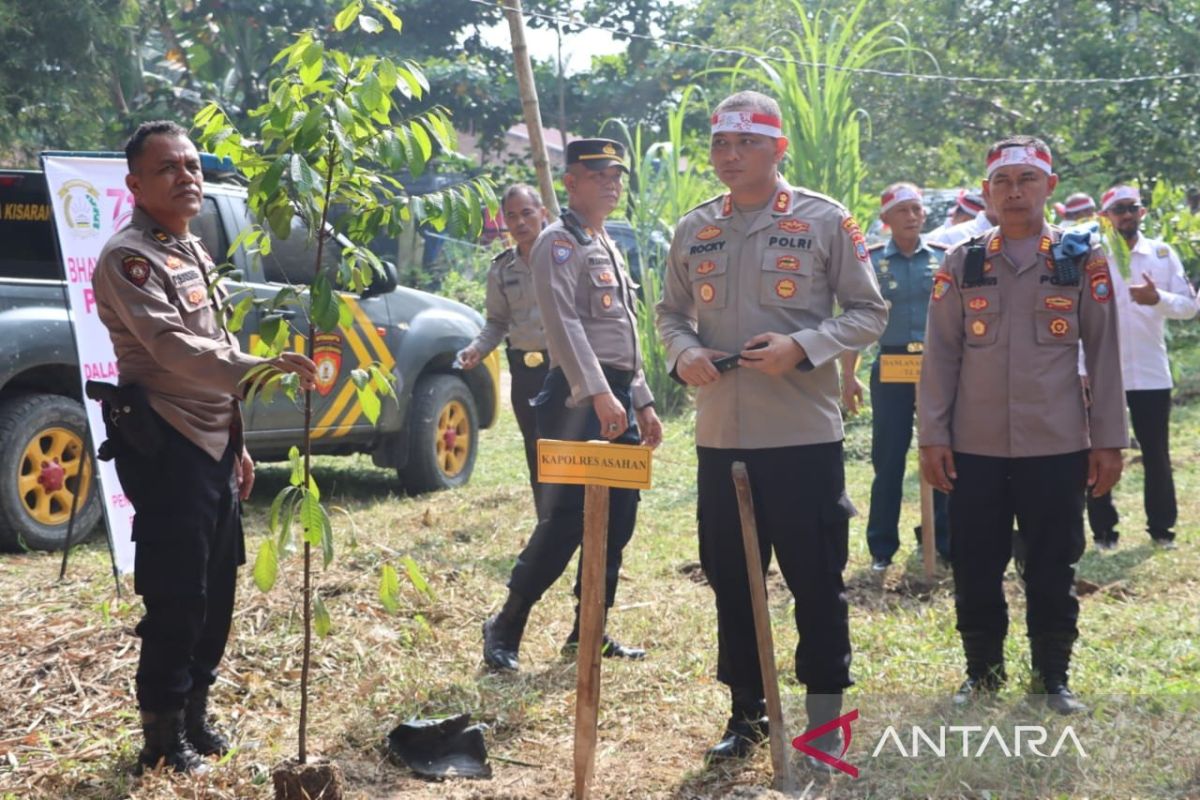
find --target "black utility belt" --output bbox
[880,343,924,355]
[506,347,548,369]
[600,365,636,387]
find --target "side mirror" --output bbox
[365,260,398,297]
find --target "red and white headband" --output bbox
[1064,195,1096,213]
[1100,185,1140,212]
[880,184,922,215]
[711,111,783,138]
[986,145,1053,178]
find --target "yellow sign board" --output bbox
[879,354,922,384]
[536,439,653,490]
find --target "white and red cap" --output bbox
[880,184,922,215]
[1064,193,1096,214]
[710,111,783,138]
[955,190,985,216]
[1100,185,1141,212]
[985,144,1053,178]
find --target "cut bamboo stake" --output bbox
[731,462,797,793]
[502,0,561,218]
[917,396,935,581]
[573,483,609,799]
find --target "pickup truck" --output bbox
[0,163,501,552]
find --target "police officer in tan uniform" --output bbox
[656,91,887,765]
[482,139,663,672]
[458,184,549,512]
[919,136,1126,715]
[92,121,316,772]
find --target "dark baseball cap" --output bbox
[566,138,629,172]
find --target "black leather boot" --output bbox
[1030,634,1087,715]
[704,686,768,763]
[138,710,208,774]
[802,692,844,772]
[184,683,230,756]
[561,606,646,660]
[952,632,1006,706]
[482,591,532,672]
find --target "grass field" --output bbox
[1,358,1199,799]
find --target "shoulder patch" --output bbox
[931,271,952,302]
[1157,245,1170,259]
[1090,271,1112,303]
[122,255,152,287]
[551,239,574,265]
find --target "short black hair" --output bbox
[986,135,1052,162]
[124,120,190,171]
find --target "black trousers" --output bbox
[506,348,549,515]
[948,451,1087,642]
[507,367,641,608]
[113,421,245,713]
[866,357,950,560]
[697,442,854,695]
[1087,389,1177,542]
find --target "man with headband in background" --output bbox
[919,136,1127,715]
[657,90,886,766]
[841,183,951,570]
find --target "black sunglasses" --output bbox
[1109,203,1142,215]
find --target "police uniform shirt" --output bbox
[93,207,262,461]
[871,235,946,347]
[918,224,1128,458]
[530,215,653,409]
[1107,235,1197,390]
[469,247,546,355]
[656,177,888,449]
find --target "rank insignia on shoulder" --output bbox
[152,229,170,243]
[988,236,1002,254]
[551,239,574,265]
[1038,236,1053,255]
[1090,272,1111,303]
[720,195,733,217]
[772,191,790,214]
[1157,245,1170,258]
[778,219,809,234]
[122,255,152,287]
[697,225,722,240]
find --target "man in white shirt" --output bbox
[1087,184,1197,550]
[928,190,996,247]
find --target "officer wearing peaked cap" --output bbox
[656,91,887,767]
[919,136,1127,716]
[91,121,316,773]
[482,138,663,672]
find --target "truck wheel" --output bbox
[0,394,102,551]
[401,374,479,494]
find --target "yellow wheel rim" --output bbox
[435,399,471,478]
[18,427,93,527]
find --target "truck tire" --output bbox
[0,394,102,551]
[400,374,479,494]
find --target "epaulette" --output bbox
[791,185,846,212]
[559,209,593,245]
[684,193,726,217]
[491,246,516,265]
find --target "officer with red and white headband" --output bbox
[919,136,1127,715]
[657,90,886,766]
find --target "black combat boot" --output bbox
[1030,633,1087,715]
[482,591,533,672]
[802,691,845,772]
[184,683,230,756]
[561,606,646,660]
[138,710,208,774]
[704,686,768,764]
[952,632,1006,706]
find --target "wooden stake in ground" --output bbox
[534,438,654,800]
[573,483,609,800]
[502,0,561,218]
[730,462,797,793]
[879,352,935,580]
[918,446,935,580]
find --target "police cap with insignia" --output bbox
[566,138,629,173]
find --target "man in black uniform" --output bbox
[93,121,316,771]
[482,139,663,672]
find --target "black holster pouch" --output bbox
[85,381,165,460]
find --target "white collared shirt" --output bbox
[1108,235,1197,390]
